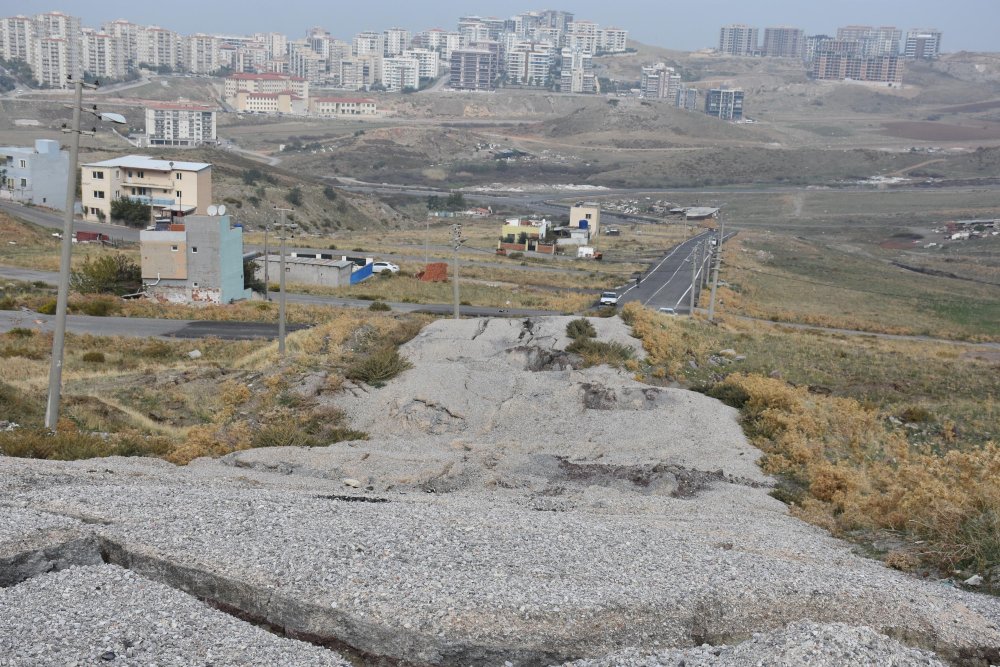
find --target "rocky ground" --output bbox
[1,316,998,666]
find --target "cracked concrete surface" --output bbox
[2,316,999,665]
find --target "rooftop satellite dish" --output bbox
[217,204,227,216]
[207,205,218,216]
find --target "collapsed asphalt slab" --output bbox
[2,317,999,665]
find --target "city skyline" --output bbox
[5,0,998,52]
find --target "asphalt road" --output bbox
[617,231,717,313]
[0,201,139,242]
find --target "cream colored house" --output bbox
[80,155,212,223]
[309,97,377,116]
[224,72,309,112]
[568,202,601,239]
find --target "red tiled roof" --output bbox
[314,97,375,104]
[229,72,305,81]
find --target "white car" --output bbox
[372,261,399,274]
[658,307,678,316]
[599,291,620,306]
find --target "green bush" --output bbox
[286,186,303,207]
[109,198,151,226]
[368,301,391,311]
[7,327,34,338]
[346,347,412,387]
[566,338,634,368]
[141,340,174,359]
[71,254,141,296]
[566,318,596,340]
[37,299,56,315]
[0,297,17,310]
[78,297,120,317]
[81,351,105,363]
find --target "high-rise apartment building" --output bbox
[565,21,599,54]
[449,48,497,91]
[184,33,221,74]
[836,26,901,57]
[383,28,411,56]
[81,28,125,80]
[762,26,804,58]
[352,31,384,57]
[597,27,628,53]
[34,11,81,84]
[904,30,942,59]
[382,57,419,91]
[812,50,903,85]
[719,24,758,56]
[640,62,680,100]
[145,103,218,147]
[0,15,36,64]
[402,48,440,80]
[559,48,596,93]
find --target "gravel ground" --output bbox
[0,564,352,667]
[1,316,999,665]
[555,621,947,666]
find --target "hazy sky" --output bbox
[9,1,999,52]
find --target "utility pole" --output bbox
[708,209,726,322]
[451,223,464,319]
[274,207,295,355]
[262,224,270,302]
[689,241,698,317]
[45,77,125,429]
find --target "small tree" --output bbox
[445,192,466,211]
[110,198,151,226]
[70,254,141,296]
[286,186,303,207]
[323,185,338,201]
[243,258,265,293]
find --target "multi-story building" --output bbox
[836,25,901,57]
[675,87,699,111]
[507,42,554,86]
[812,50,903,85]
[705,87,744,120]
[402,48,440,80]
[597,27,628,53]
[382,56,419,91]
[719,24,758,56]
[383,27,411,56]
[34,11,81,84]
[905,30,942,59]
[803,34,833,63]
[0,139,68,209]
[289,45,327,84]
[0,15,36,65]
[140,214,251,305]
[568,203,601,239]
[183,33,221,74]
[540,10,574,34]
[353,31,384,57]
[225,72,309,105]
[565,21,599,54]
[80,155,212,223]
[145,103,218,148]
[560,48,596,94]
[761,26,804,58]
[640,62,680,100]
[458,17,491,45]
[449,48,497,91]
[418,29,462,60]
[309,97,377,116]
[81,28,125,80]
[102,19,142,72]
[141,26,181,70]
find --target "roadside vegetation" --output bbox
[622,302,1000,590]
[0,310,428,465]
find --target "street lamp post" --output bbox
[44,76,125,429]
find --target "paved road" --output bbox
[0,201,139,242]
[617,231,717,313]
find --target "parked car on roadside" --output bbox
[372,261,399,274]
[599,291,620,306]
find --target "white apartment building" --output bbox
[418,29,462,60]
[81,28,125,80]
[507,42,554,86]
[353,31,384,57]
[145,103,218,147]
[383,27,411,56]
[458,18,491,45]
[560,48,596,93]
[290,46,327,83]
[597,27,628,53]
[565,21,598,54]
[80,155,212,223]
[836,25,901,57]
[719,24,758,56]
[401,48,440,79]
[184,33,221,74]
[102,19,142,71]
[142,27,181,70]
[33,36,72,87]
[381,56,419,91]
[34,11,81,84]
[251,32,287,59]
[905,29,942,59]
[640,62,680,100]
[0,15,35,64]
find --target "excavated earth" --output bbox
[1,316,999,666]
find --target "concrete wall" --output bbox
[0,139,69,209]
[256,256,354,288]
[140,230,187,280]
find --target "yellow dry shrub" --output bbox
[168,420,254,465]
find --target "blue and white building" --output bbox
[0,139,69,209]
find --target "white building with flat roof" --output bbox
[145,103,218,147]
[80,155,212,223]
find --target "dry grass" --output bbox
[624,302,1000,584]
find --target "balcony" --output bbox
[128,195,176,206]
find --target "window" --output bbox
[19,159,26,168]
[175,172,182,180]
[127,171,133,178]
[170,245,179,252]
[176,191,182,198]
[93,170,104,180]
[20,178,27,188]
[191,247,198,253]
[93,190,105,199]
[137,171,145,178]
